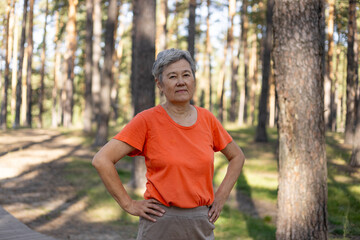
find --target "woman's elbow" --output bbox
[92,152,103,169]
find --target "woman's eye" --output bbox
[169,76,176,79]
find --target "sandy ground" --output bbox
[0,128,276,240]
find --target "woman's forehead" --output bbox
[163,59,192,74]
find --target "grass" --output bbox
[64,126,360,239]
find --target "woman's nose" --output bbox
[177,77,185,85]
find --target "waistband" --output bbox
[160,205,209,217]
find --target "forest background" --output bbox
[0,0,360,239]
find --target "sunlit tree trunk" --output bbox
[217,2,231,123]
[325,0,336,131]
[188,0,196,60]
[238,0,249,125]
[248,30,257,125]
[52,11,60,128]
[156,0,167,55]
[112,4,124,121]
[94,0,117,146]
[345,0,358,144]
[0,0,12,129]
[131,0,156,190]
[92,0,102,129]
[205,0,212,112]
[229,0,239,123]
[83,0,93,133]
[38,0,49,128]
[11,9,19,125]
[268,72,276,127]
[14,0,27,127]
[63,0,78,127]
[255,0,274,142]
[25,0,34,127]
[274,1,328,239]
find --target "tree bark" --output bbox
[248,29,258,125]
[11,8,19,126]
[92,0,102,129]
[238,0,249,125]
[188,0,196,60]
[94,0,117,146]
[324,0,335,130]
[349,0,359,166]
[156,0,167,55]
[52,11,60,128]
[38,0,49,128]
[63,0,78,127]
[131,0,156,190]
[229,0,239,123]
[83,0,93,133]
[255,0,274,142]
[344,0,358,144]
[205,0,212,112]
[14,0,28,127]
[0,0,12,129]
[273,1,328,239]
[25,0,34,127]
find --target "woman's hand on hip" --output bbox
[208,195,227,223]
[124,198,165,222]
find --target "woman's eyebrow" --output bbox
[166,69,191,76]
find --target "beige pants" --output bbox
[136,205,215,240]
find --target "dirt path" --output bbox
[0,129,137,240]
[0,128,276,240]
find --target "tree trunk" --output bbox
[239,0,249,125]
[188,0,196,60]
[63,0,78,127]
[229,0,239,123]
[131,0,156,190]
[344,0,358,144]
[0,0,11,129]
[14,0,28,127]
[83,0,93,133]
[25,0,34,127]
[205,0,212,112]
[248,30,257,125]
[38,0,49,128]
[156,0,167,55]
[217,25,229,123]
[273,1,328,239]
[94,0,117,146]
[349,0,359,166]
[350,83,360,166]
[52,11,60,128]
[325,0,336,130]
[11,10,19,125]
[92,0,102,129]
[255,0,274,142]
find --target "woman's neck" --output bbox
[162,102,196,126]
[163,101,193,115]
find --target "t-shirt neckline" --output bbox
[159,105,199,130]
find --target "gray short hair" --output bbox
[152,48,196,82]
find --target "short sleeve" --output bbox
[211,116,233,152]
[113,113,147,156]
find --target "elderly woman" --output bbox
[92,48,245,240]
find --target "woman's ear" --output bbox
[155,78,163,92]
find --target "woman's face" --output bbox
[156,59,195,105]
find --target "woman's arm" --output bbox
[92,139,165,222]
[208,140,245,223]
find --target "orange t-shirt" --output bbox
[113,105,232,208]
